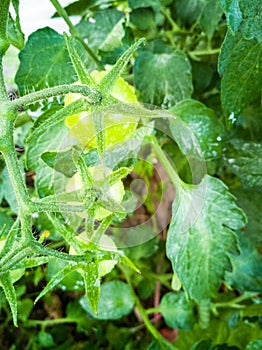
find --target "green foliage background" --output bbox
[0,0,261,349]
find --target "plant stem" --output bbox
[49,0,104,70]
[25,317,77,328]
[32,201,86,213]
[122,267,179,350]
[149,135,182,191]
[0,0,11,101]
[0,120,31,212]
[11,84,102,109]
[189,48,221,56]
[212,292,258,310]
[160,7,182,33]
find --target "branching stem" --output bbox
[11,84,102,110]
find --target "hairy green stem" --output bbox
[31,201,86,213]
[11,84,102,109]
[49,0,104,70]
[0,119,31,211]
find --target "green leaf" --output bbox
[15,27,76,95]
[35,164,67,198]
[134,50,193,107]
[240,303,262,319]
[7,15,24,50]
[47,257,84,292]
[167,175,246,300]
[159,291,196,329]
[76,9,125,51]
[37,331,55,347]
[0,211,14,236]
[225,233,262,292]
[18,298,34,322]
[64,34,96,86]
[232,189,262,252]
[218,0,243,33]
[245,339,262,350]
[0,166,18,213]
[41,150,76,178]
[198,0,223,39]
[130,8,156,31]
[128,0,161,10]
[176,0,210,26]
[224,138,262,190]
[218,31,262,119]
[0,272,18,326]
[80,280,134,319]
[169,99,224,160]
[36,262,84,302]
[7,0,24,49]
[82,263,100,314]
[238,0,262,42]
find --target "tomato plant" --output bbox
[0,0,261,349]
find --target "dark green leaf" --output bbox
[232,189,262,252]
[80,280,134,319]
[130,8,156,31]
[76,9,125,51]
[245,339,262,350]
[238,0,262,42]
[224,138,262,190]
[160,291,196,329]
[176,0,209,26]
[169,99,224,160]
[15,27,76,95]
[167,175,246,300]
[225,233,262,292]
[134,50,193,107]
[218,32,262,119]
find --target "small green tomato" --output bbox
[64,71,139,149]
